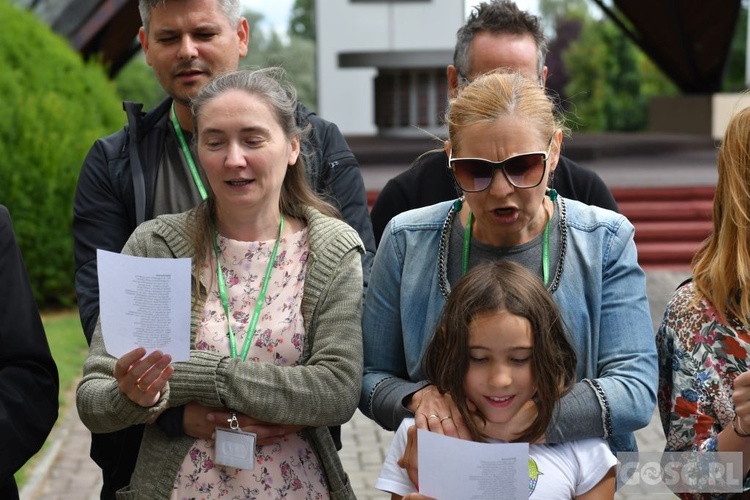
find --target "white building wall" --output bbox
[316,0,464,135]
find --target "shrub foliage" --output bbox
[0,1,123,307]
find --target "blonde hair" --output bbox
[692,106,750,323]
[445,70,566,151]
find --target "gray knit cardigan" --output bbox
[76,206,364,499]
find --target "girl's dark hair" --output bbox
[422,260,577,443]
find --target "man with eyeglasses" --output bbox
[370,0,619,246]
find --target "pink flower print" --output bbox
[232,310,249,326]
[292,333,302,350]
[256,328,273,348]
[245,273,259,291]
[224,268,240,287]
[276,250,288,268]
[241,486,260,497]
[280,270,292,287]
[217,469,233,495]
[264,292,279,308]
[256,466,272,491]
[186,473,199,488]
[197,481,213,493]
[201,308,218,323]
[280,461,303,491]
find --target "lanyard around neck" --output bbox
[213,216,285,361]
[462,208,552,287]
[170,101,208,201]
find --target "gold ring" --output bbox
[428,414,439,420]
[136,381,147,392]
[440,415,452,422]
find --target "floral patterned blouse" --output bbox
[172,228,330,499]
[657,280,750,498]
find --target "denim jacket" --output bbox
[360,198,657,454]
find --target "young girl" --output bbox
[376,261,616,499]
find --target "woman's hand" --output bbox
[181,402,304,445]
[113,347,173,407]
[408,386,470,439]
[207,409,306,445]
[480,398,542,442]
[733,371,750,432]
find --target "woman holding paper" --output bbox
[76,68,363,499]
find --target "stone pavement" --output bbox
[20,269,689,500]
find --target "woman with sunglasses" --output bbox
[360,71,656,459]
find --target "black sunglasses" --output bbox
[448,149,549,192]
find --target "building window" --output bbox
[374,67,447,136]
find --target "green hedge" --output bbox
[0,1,123,307]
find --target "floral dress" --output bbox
[172,228,330,500]
[657,280,750,498]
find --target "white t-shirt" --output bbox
[376,418,617,499]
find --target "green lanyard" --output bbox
[462,210,551,287]
[213,216,285,361]
[170,101,208,201]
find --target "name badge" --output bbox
[215,427,256,470]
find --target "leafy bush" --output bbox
[241,11,317,110]
[114,53,166,110]
[563,17,678,131]
[0,1,123,307]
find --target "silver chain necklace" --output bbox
[438,196,567,299]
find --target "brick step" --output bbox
[636,241,703,267]
[612,186,715,202]
[619,199,713,222]
[633,220,712,243]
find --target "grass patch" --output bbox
[15,309,88,488]
[42,310,89,404]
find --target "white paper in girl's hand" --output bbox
[97,249,190,361]
[417,429,529,499]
